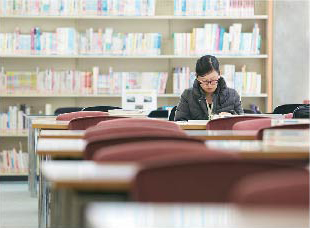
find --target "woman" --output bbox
[175,55,243,121]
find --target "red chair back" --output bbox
[93,140,231,162]
[206,116,269,130]
[132,155,300,203]
[232,118,271,131]
[68,115,127,130]
[84,130,198,160]
[56,111,108,121]
[84,124,183,140]
[96,118,181,131]
[256,123,310,140]
[230,169,309,207]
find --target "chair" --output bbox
[94,118,181,133]
[243,109,256,114]
[169,106,177,121]
[56,111,108,121]
[132,154,300,202]
[232,118,271,131]
[68,115,127,130]
[84,124,184,141]
[256,123,310,140]
[230,169,309,207]
[82,106,122,112]
[206,116,269,130]
[84,129,199,160]
[54,107,83,116]
[273,104,304,114]
[93,140,232,162]
[147,110,169,118]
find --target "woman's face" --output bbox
[197,70,220,94]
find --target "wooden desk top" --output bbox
[42,161,138,190]
[37,136,309,160]
[33,119,208,130]
[206,140,310,159]
[185,130,258,140]
[39,129,258,140]
[32,118,69,129]
[37,138,86,158]
[176,121,208,130]
[271,119,310,126]
[86,202,309,228]
[40,130,85,139]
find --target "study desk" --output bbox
[39,129,258,141]
[86,202,309,228]
[42,161,138,228]
[28,116,62,197]
[37,137,310,160]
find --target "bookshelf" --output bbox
[0,0,273,176]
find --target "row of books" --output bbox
[0,105,30,130]
[0,28,162,55]
[174,23,261,55]
[0,148,28,174]
[173,67,195,94]
[0,0,156,16]
[0,67,168,95]
[80,28,162,55]
[174,0,255,16]
[172,65,261,96]
[222,64,261,95]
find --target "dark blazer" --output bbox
[175,77,243,121]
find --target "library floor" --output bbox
[0,182,38,228]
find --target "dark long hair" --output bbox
[196,55,220,76]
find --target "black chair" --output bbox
[273,104,304,114]
[243,109,255,114]
[82,106,122,112]
[147,110,169,118]
[169,106,177,121]
[293,105,310,119]
[54,107,83,116]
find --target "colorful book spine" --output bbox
[173,23,260,55]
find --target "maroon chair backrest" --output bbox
[96,118,181,131]
[206,116,269,130]
[256,123,310,140]
[232,118,272,131]
[56,111,108,121]
[230,169,309,207]
[93,140,235,162]
[132,155,302,203]
[84,124,184,140]
[84,130,199,160]
[68,115,127,130]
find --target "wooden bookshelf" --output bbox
[0,173,28,176]
[0,54,268,59]
[0,130,28,137]
[0,93,268,98]
[0,0,273,175]
[0,15,269,20]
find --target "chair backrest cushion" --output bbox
[56,111,108,121]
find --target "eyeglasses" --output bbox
[198,79,219,85]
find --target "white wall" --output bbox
[273,0,310,108]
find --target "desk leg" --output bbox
[28,121,38,197]
[38,155,50,228]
